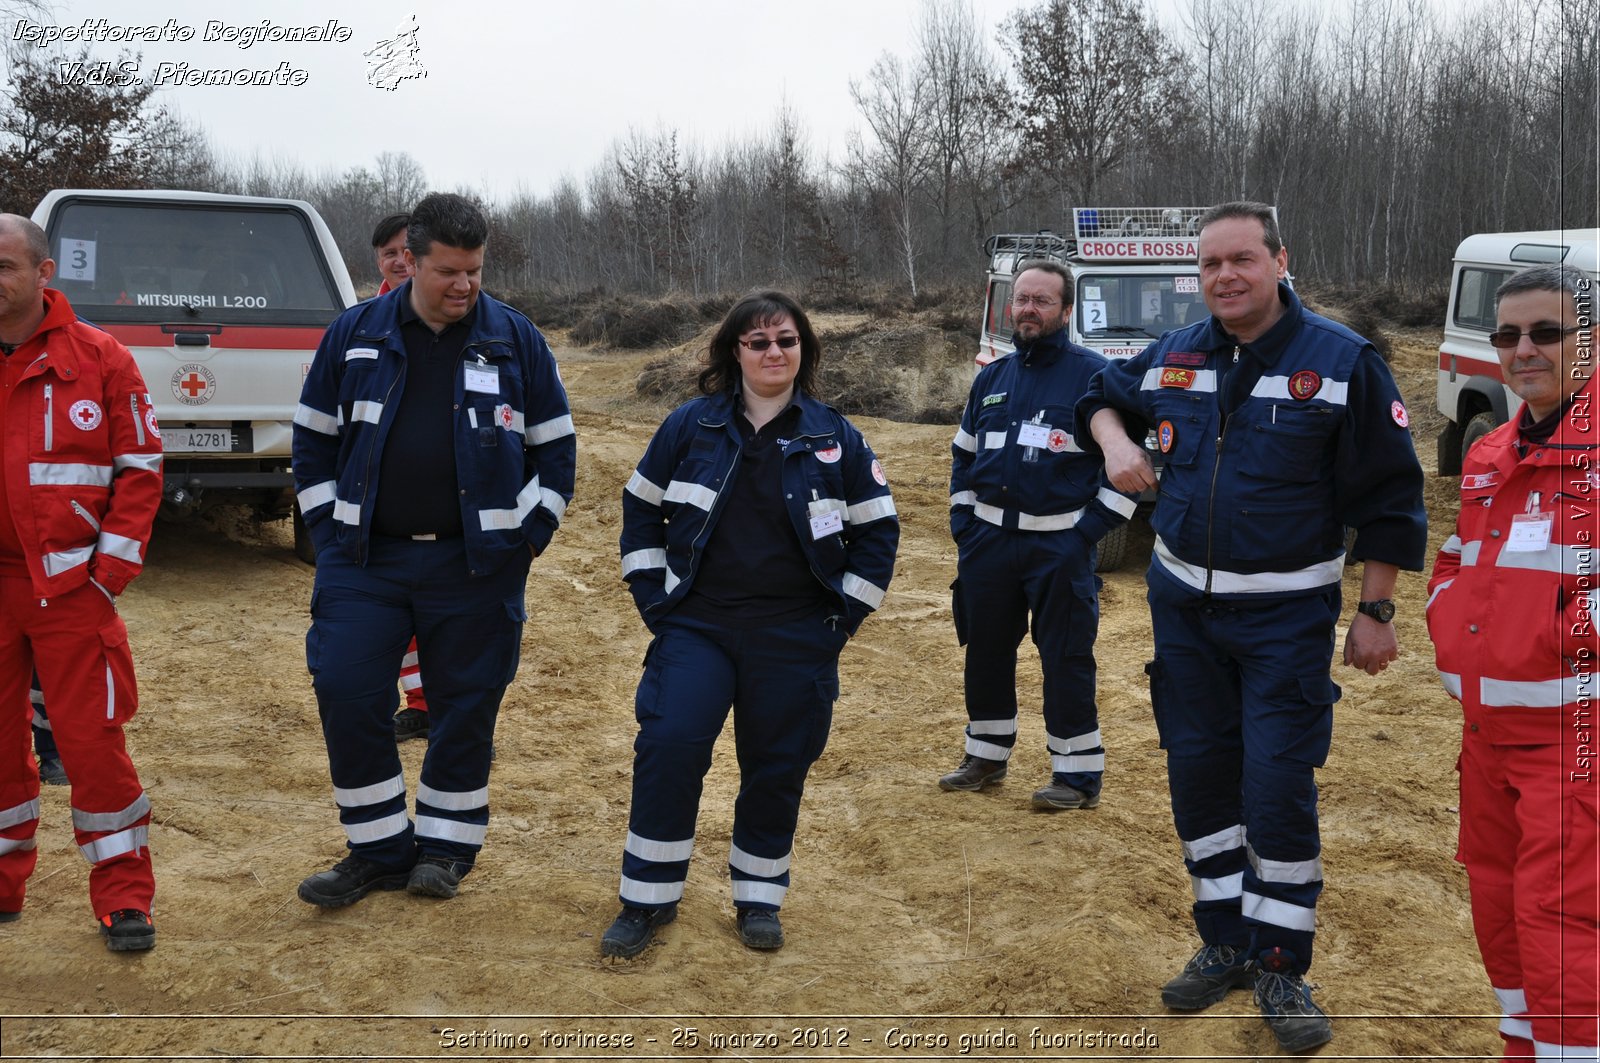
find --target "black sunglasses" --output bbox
[1488,325,1581,349]
[741,335,802,352]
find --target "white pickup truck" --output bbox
[31,189,356,561]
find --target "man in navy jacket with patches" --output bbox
[941,260,1136,811]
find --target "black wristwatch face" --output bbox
[1360,599,1396,623]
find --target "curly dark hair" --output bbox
[697,290,823,397]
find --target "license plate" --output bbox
[164,424,252,453]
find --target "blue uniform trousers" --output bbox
[618,609,843,912]
[953,523,1105,795]
[1145,587,1340,973]
[306,536,528,871]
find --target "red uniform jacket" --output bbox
[1427,380,1600,749]
[1,289,162,599]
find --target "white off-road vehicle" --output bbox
[977,207,1214,570]
[32,189,356,562]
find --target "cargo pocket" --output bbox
[1145,657,1174,749]
[634,637,664,724]
[1262,674,1339,767]
[1538,782,1600,923]
[951,578,969,646]
[99,615,138,725]
[803,674,840,763]
[497,596,528,685]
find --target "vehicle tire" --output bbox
[292,501,316,566]
[1437,420,1465,477]
[1095,523,1130,573]
[1462,411,1500,461]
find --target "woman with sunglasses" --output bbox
[600,290,900,957]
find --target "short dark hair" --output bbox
[1198,201,1283,255]
[1496,263,1593,307]
[1014,259,1074,306]
[699,290,823,397]
[406,194,487,259]
[370,212,410,248]
[0,214,49,266]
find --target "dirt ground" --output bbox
[0,325,1501,1062]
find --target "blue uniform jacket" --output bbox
[1078,283,1426,600]
[951,328,1136,545]
[620,388,899,635]
[292,285,576,575]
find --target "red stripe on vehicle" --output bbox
[1438,350,1504,381]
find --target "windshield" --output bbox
[1076,273,1206,340]
[44,199,345,326]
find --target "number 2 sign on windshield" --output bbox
[1083,301,1107,330]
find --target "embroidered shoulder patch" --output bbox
[981,392,1006,408]
[1159,368,1195,388]
[1288,370,1321,400]
[1164,351,1207,367]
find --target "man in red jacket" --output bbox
[1427,262,1598,1059]
[0,214,162,951]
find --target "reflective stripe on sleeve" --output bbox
[42,544,93,577]
[293,404,340,436]
[526,413,575,446]
[663,480,718,512]
[842,572,886,609]
[950,490,976,509]
[333,500,361,527]
[350,400,383,425]
[1439,671,1463,698]
[1426,579,1452,610]
[478,475,566,531]
[983,431,1008,450]
[97,531,144,565]
[622,548,667,576]
[113,452,163,474]
[1096,487,1138,518]
[953,428,978,453]
[625,471,666,506]
[298,481,336,514]
[847,496,897,525]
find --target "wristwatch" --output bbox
[1357,599,1396,623]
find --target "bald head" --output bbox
[0,215,48,267]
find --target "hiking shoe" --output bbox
[736,907,785,950]
[37,757,68,786]
[1161,943,1255,1009]
[938,754,1007,792]
[1031,779,1101,810]
[600,904,678,958]
[407,856,466,899]
[394,708,429,742]
[99,909,154,952]
[297,854,412,908]
[1254,949,1333,1053]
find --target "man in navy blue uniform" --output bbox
[1080,202,1425,1053]
[941,261,1136,810]
[292,193,575,907]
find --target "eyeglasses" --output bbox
[1488,325,1581,349]
[1013,295,1060,309]
[741,335,801,352]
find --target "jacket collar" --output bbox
[17,289,84,379]
[1013,327,1073,366]
[704,386,837,439]
[1203,282,1303,366]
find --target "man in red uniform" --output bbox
[1428,262,1599,1058]
[0,214,162,951]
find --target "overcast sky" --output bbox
[28,0,1050,202]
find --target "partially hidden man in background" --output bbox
[0,214,163,951]
[941,259,1135,810]
[1081,201,1426,1053]
[1427,262,1599,1060]
[292,193,575,907]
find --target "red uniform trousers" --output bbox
[1459,724,1600,1057]
[0,575,153,918]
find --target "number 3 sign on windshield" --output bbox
[58,237,96,282]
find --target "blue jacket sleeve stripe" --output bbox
[843,571,886,609]
[625,470,665,506]
[527,413,575,446]
[663,480,717,511]
[294,404,338,436]
[298,480,336,513]
[847,496,897,524]
[954,428,978,452]
[622,548,666,576]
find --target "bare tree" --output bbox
[851,53,933,294]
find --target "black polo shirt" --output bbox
[676,402,829,626]
[370,293,474,538]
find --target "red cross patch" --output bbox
[496,403,515,430]
[1391,400,1409,428]
[69,400,102,430]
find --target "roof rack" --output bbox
[1073,208,1209,240]
[984,231,1075,271]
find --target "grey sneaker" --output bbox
[938,754,1007,792]
[1161,943,1255,1009]
[1254,950,1333,1053]
[1030,779,1100,810]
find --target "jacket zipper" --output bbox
[43,382,53,451]
[356,358,406,565]
[130,393,145,446]
[1203,346,1241,595]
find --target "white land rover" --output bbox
[32,188,356,561]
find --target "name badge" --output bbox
[1505,513,1552,552]
[1016,421,1052,449]
[464,363,499,395]
[809,510,844,539]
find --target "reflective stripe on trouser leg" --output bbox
[408,540,528,869]
[956,526,1029,744]
[727,611,841,911]
[619,619,731,908]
